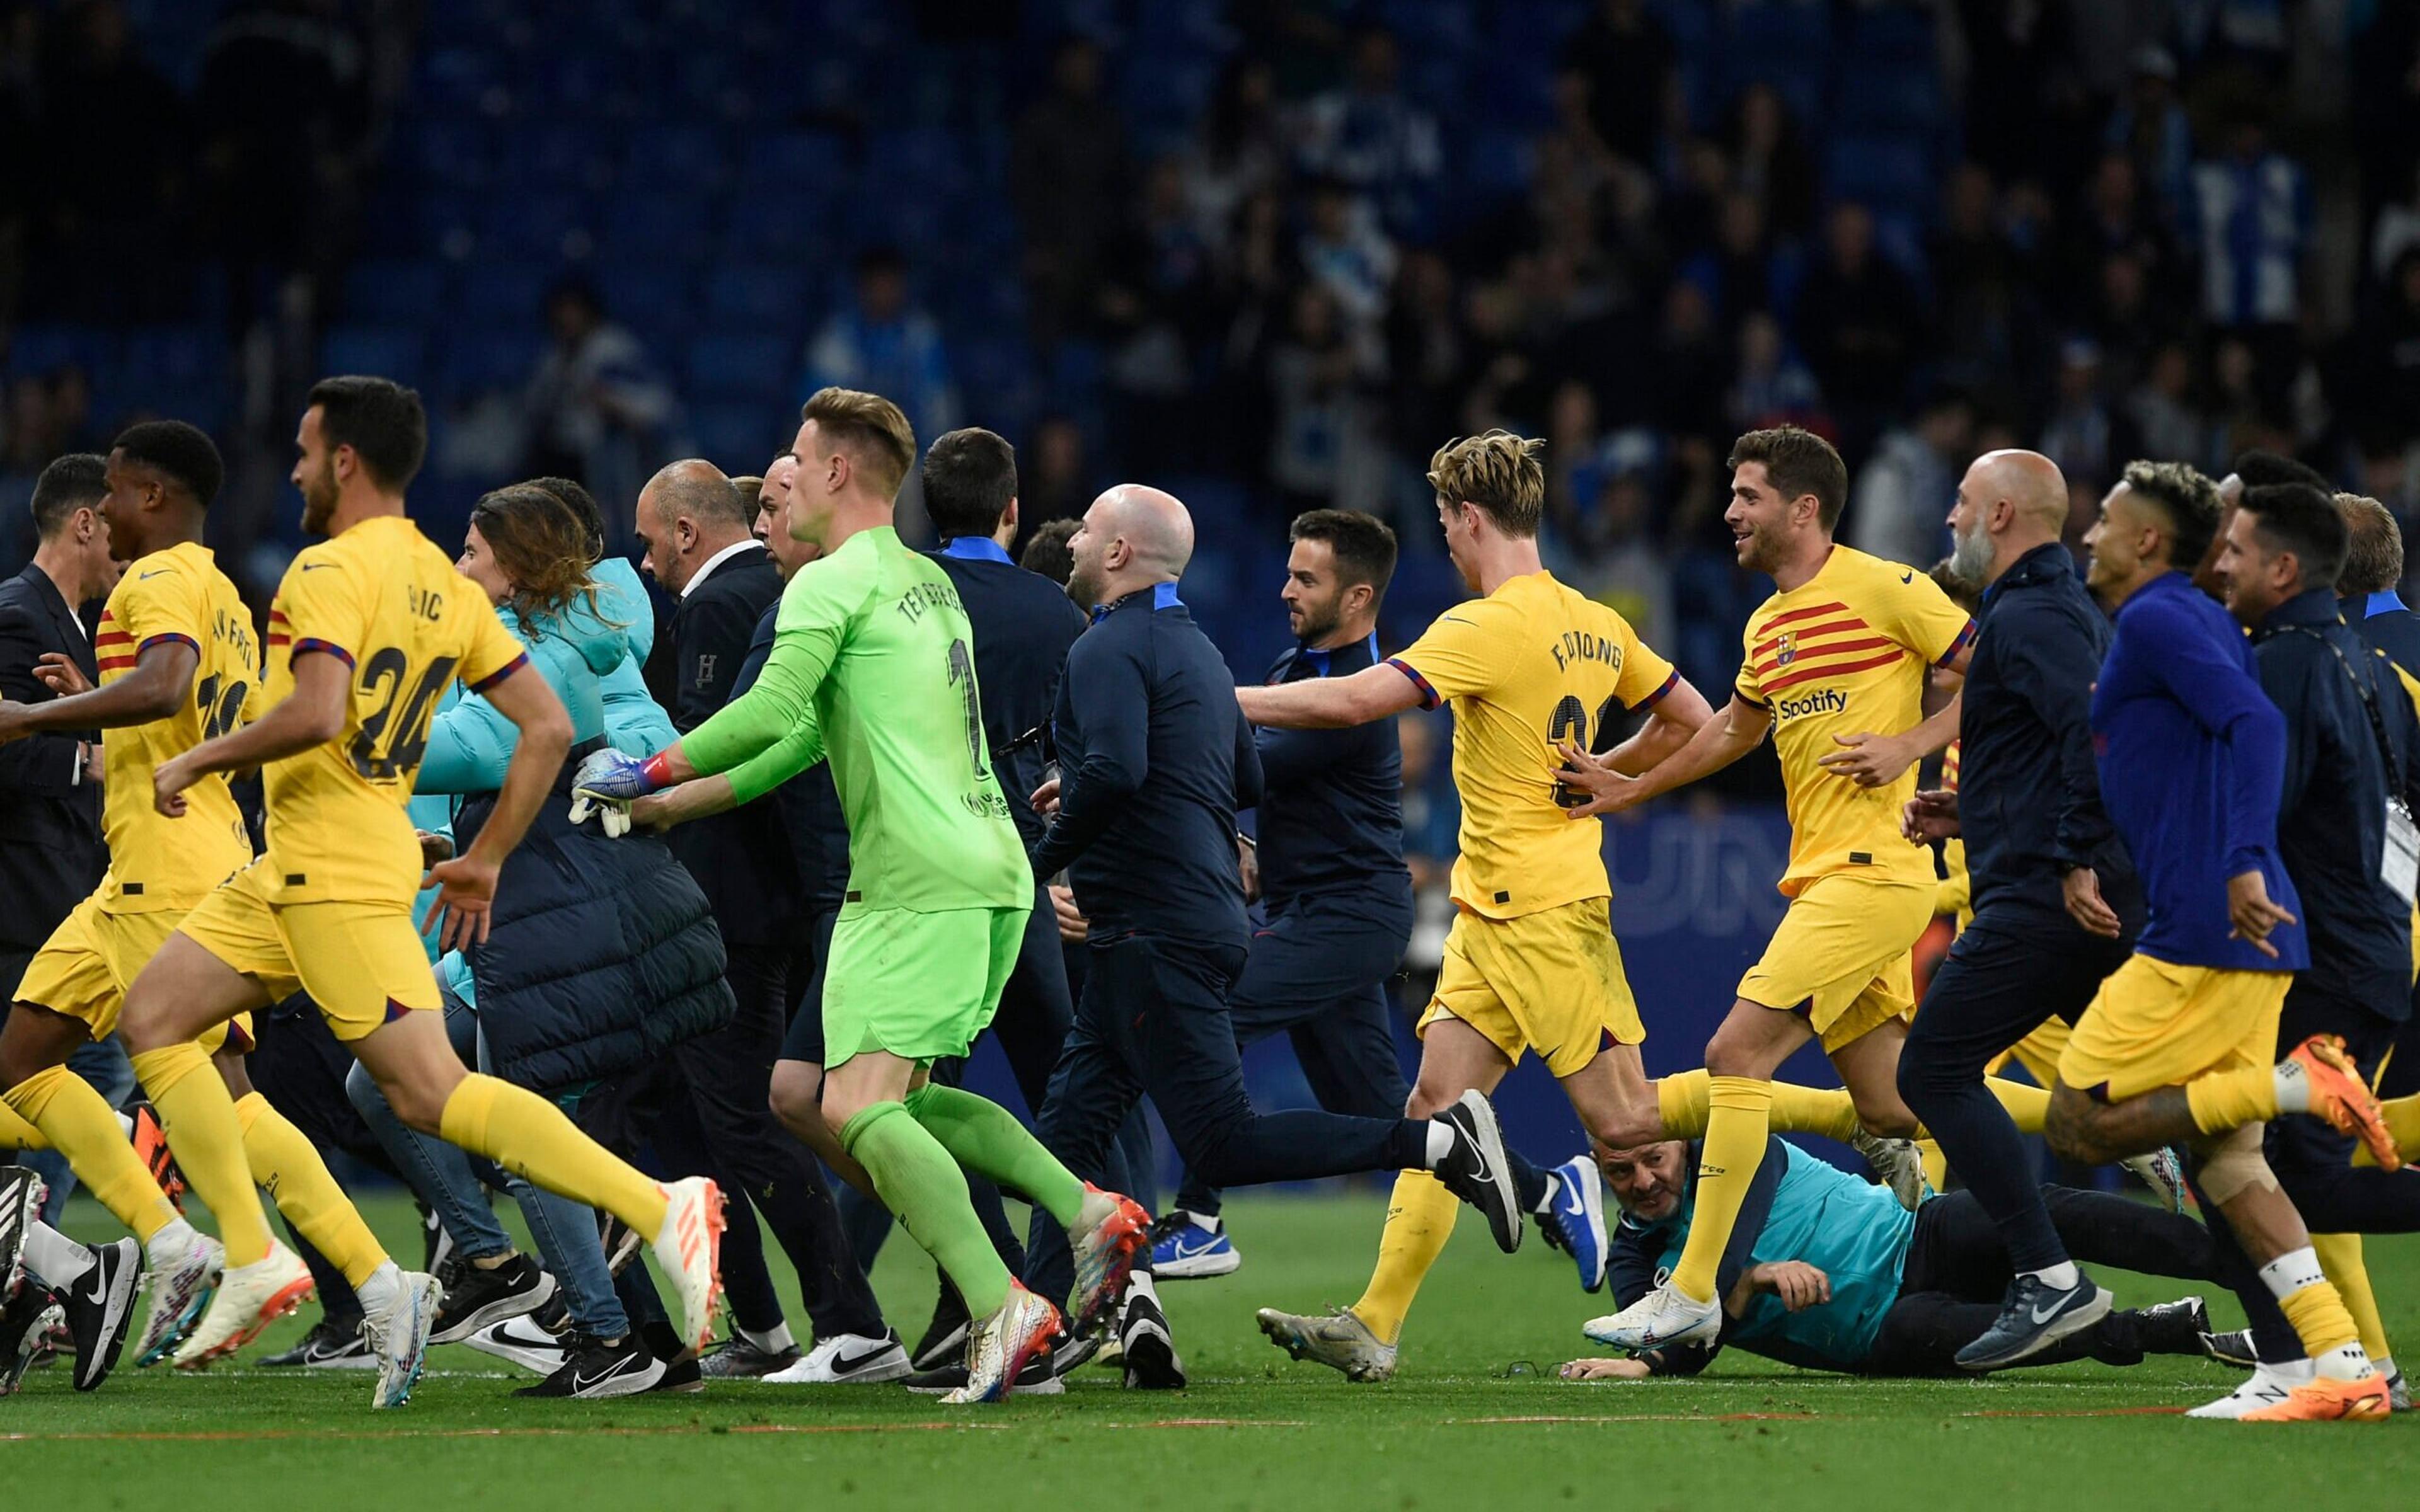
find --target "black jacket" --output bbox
[1957,542,2137,920]
[664,544,795,949]
[929,538,1088,850]
[2344,589,2420,680]
[0,563,105,954]
[736,599,850,917]
[1250,633,1412,911]
[458,741,735,1091]
[1032,583,1262,947]
[2252,588,2420,1020]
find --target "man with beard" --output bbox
[1890,450,2146,1368]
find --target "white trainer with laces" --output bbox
[132,1224,222,1367]
[761,1332,912,1384]
[173,1239,311,1368]
[362,1269,443,1409]
[2186,1363,2308,1419]
[1584,1282,1722,1352]
[648,1177,726,1352]
[464,1314,569,1376]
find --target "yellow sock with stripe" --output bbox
[6,1063,175,1244]
[1658,1069,1860,1143]
[438,1073,669,1236]
[1350,1169,1458,1346]
[2184,1065,2280,1135]
[1667,1076,1773,1303]
[2262,1246,2366,1376]
[0,1101,50,1150]
[234,1092,389,1288]
[127,1042,270,1266]
[2314,1232,2392,1365]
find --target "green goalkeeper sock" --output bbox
[903,1082,1086,1230]
[839,1101,1013,1317]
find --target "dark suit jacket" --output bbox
[0,563,107,956]
[664,544,795,949]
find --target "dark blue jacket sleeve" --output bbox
[1029,637,1150,880]
[2000,606,2119,870]
[2259,649,2319,827]
[2141,598,2287,876]
[1231,699,1263,811]
[731,605,778,698]
[0,598,86,796]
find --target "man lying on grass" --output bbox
[1562,1138,2216,1380]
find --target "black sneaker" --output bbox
[1431,1091,1522,1253]
[1954,1272,2114,1371]
[904,1350,1063,1396]
[57,1237,140,1391]
[261,1317,377,1370]
[0,1286,60,1396]
[1117,1279,1185,1391]
[640,1319,702,1392]
[430,1253,557,1344]
[514,1332,666,1399]
[2132,1296,2211,1356]
[417,1198,444,1273]
[913,1281,970,1371]
[697,1336,802,1378]
[2199,1326,2257,1368]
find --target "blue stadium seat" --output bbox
[1845,3,1937,64]
[321,325,430,387]
[436,329,540,398]
[689,401,793,472]
[4,324,120,378]
[1831,61,1945,134]
[398,115,495,190]
[475,192,596,261]
[684,332,794,401]
[1824,134,1933,215]
[621,125,729,193]
[592,261,697,345]
[456,261,558,331]
[343,260,447,326]
[703,265,810,329]
[740,130,857,191]
[119,326,222,390]
[601,190,715,262]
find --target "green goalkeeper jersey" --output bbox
[679,525,1032,913]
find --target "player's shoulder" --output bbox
[1828,544,1926,598]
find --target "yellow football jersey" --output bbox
[260,514,527,907]
[1390,570,1677,920]
[1735,545,1975,897]
[1937,739,1971,931]
[91,542,258,912]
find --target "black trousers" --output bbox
[1861,1186,2222,1375]
[1172,890,1413,1219]
[1035,931,1427,1196]
[652,939,884,1341]
[1899,901,2134,1271]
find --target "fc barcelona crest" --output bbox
[1774,631,1796,667]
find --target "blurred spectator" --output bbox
[2126,340,2216,472]
[1264,283,1363,513]
[2102,46,2196,218]
[1958,0,2079,184]
[1561,0,1672,166]
[1011,35,1128,346]
[2037,340,2117,490]
[1016,415,1092,537]
[2345,248,2420,446]
[1795,203,1928,458]
[1293,26,1439,238]
[521,280,676,534]
[1721,84,1816,238]
[805,246,960,446]
[1182,55,1283,244]
[1395,707,1458,977]
[1685,191,1780,330]
[1650,280,1726,438]
[1726,312,1824,435]
[1931,162,2025,379]
[1100,158,1214,471]
[1298,178,1396,341]
[2371,164,2420,283]
[2188,108,2308,370]
[1383,249,1468,467]
[32,0,189,321]
[1848,390,1974,570]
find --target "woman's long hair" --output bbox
[468,484,618,638]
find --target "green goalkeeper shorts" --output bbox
[820,902,1030,1068]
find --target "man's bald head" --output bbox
[1064,483,1196,610]
[1949,449,2069,585]
[1971,449,2068,529]
[635,457,755,592]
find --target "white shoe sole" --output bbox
[762,1349,914,1385]
[430,1269,556,1346]
[1152,1248,1240,1280]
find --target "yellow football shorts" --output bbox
[1738,873,1936,1053]
[18,893,251,1054]
[1419,897,1644,1078]
[175,858,439,1043]
[2057,953,2289,1102]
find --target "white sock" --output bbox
[2024,1261,2081,1291]
[738,1321,795,1354]
[145,1215,199,1265]
[2315,1340,2376,1382]
[352,1259,403,1317]
[1180,1210,1221,1234]
[23,1222,94,1288]
[2375,1353,2398,1379]
[2273,1059,2313,1115]
[1424,1121,1455,1166]
[2257,1246,2327,1301]
[1126,1269,1160,1303]
[2261,1356,2317,1385]
[1533,1172,1562,1215]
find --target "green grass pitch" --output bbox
[11,1186,2420,1509]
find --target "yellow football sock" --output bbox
[2184,1065,2279,1135]
[5,1063,175,1243]
[128,1043,270,1265]
[1351,1169,1458,1346]
[2315,1233,2391,1363]
[1659,1070,1860,1142]
[234,1092,389,1288]
[1985,1077,2049,1134]
[1918,1138,1948,1191]
[439,1073,668,1236]
[2279,1279,2362,1360]
[2370,1092,2420,1165]
[0,1101,50,1150]
[1668,1076,1773,1303]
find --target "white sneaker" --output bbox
[464,1314,570,1376]
[2187,1363,2310,1419]
[1584,1283,1722,1352]
[762,1332,912,1384]
[173,1239,311,1368]
[945,1284,1061,1405]
[648,1177,725,1353]
[1850,1131,1928,1211]
[362,1269,443,1409]
[132,1225,222,1367]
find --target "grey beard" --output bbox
[1949,526,1994,585]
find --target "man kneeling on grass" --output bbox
[1563,1138,2217,1381]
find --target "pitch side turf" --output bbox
[13,1187,2419,1509]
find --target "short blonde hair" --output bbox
[2334,491,2405,595]
[800,387,917,500]
[1427,430,1545,537]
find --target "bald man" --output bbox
[1894,449,2146,1368]
[1029,483,1523,1335]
